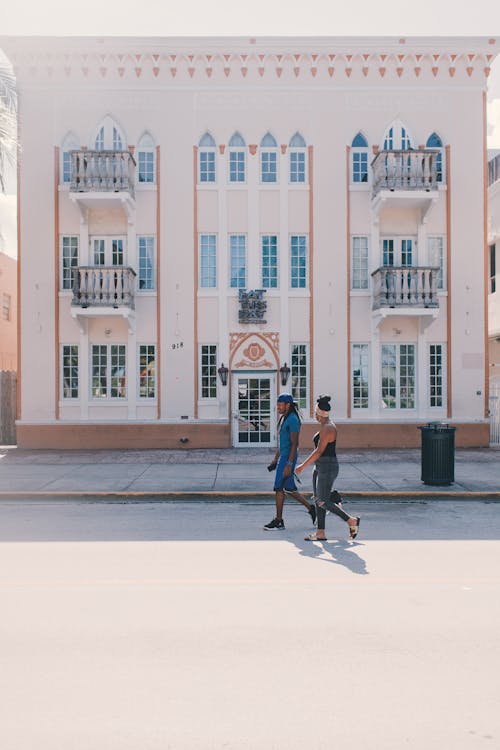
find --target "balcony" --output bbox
[71,266,136,331]
[371,149,442,219]
[68,150,136,215]
[371,266,440,324]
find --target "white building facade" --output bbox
[3,35,497,449]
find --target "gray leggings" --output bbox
[313,456,350,530]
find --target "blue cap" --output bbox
[277,393,293,404]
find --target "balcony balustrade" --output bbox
[371,266,439,311]
[69,150,136,197]
[371,149,441,197]
[72,266,136,309]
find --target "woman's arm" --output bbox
[295,425,336,474]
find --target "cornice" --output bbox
[2,36,497,84]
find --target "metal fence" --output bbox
[0,370,17,445]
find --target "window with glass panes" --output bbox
[62,345,79,399]
[200,234,217,288]
[352,236,369,289]
[381,344,415,410]
[61,236,79,290]
[138,151,155,183]
[230,235,246,288]
[229,151,245,182]
[200,345,217,399]
[261,151,277,183]
[290,151,305,182]
[138,345,156,398]
[63,151,72,183]
[261,235,278,288]
[290,235,307,288]
[352,344,369,409]
[138,236,155,290]
[200,151,216,182]
[351,133,369,183]
[429,344,445,408]
[428,236,445,290]
[291,344,308,409]
[91,344,126,399]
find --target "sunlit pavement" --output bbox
[1,498,499,749]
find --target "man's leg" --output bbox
[275,489,285,520]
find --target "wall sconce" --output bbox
[279,362,291,386]
[218,363,229,386]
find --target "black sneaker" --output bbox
[263,517,285,530]
[308,504,317,525]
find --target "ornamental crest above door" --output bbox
[230,332,279,370]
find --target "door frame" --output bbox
[231,371,277,448]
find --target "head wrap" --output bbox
[277,393,294,404]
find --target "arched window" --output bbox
[351,132,369,184]
[289,132,307,183]
[93,116,126,151]
[260,132,278,183]
[60,131,79,184]
[198,132,216,183]
[137,132,156,184]
[426,132,444,182]
[228,131,246,183]
[383,121,412,150]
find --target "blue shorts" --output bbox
[273,456,297,492]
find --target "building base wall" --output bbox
[16,421,490,450]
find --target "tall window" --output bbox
[381,344,416,410]
[490,244,497,294]
[199,234,217,289]
[260,132,278,183]
[2,293,11,321]
[426,132,444,182]
[429,344,445,408]
[61,236,79,290]
[289,132,306,183]
[382,237,415,267]
[351,132,369,183]
[352,236,369,289]
[291,344,308,410]
[137,132,155,183]
[352,344,369,409]
[91,237,125,266]
[61,345,79,399]
[91,344,126,399]
[93,117,124,150]
[428,236,446,290]
[138,344,156,399]
[383,122,412,150]
[199,132,216,183]
[228,132,246,183]
[290,235,307,289]
[61,132,79,184]
[229,235,246,288]
[138,236,155,290]
[261,235,278,289]
[200,345,217,399]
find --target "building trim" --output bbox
[346,145,351,419]
[483,91,489,419]
[308,145,314,417]
[16,139,22,420]
[446,144,452,418]
[54,147,60,420]
[156,145,161,419]
[193,145,199,419]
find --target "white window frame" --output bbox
[260,133,279,184]
[136,133,156,185]
[93,117,125,151]
[90,236,127,266]
[290,343,308,412]
[61,236,79,291]
[289,134,307,184]
[137,236,156,291]
[200,344,218,400]
[61,344,79,400]
[381,343,416,411]
[381,236,417,267]
[198,133,217,184]
[352,344,370,410]
[199,234,217,289]
[261,234,278,289]
[90,344,127,400]
[351,133,369,186]
[138,344,156,400]
[428,235,446,290]
[428,343,446,409]
[229,234,247,289]
[290,234,308,290]
[60,132,79,185]
[351,236,369,290]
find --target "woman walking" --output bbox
[295,395,360,541]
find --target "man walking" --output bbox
[263,393,316,530]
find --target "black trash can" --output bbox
[418,422,456,486]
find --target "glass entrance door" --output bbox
[232,373,277,447]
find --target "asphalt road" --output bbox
[1,498,499,749]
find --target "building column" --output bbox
[80,320,89,420]
[127,326,137,419]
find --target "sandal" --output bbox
[304,533,327,541]
[349,517,360,540]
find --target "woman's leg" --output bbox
[314,461,337,534]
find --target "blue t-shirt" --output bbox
[279,412,300,458]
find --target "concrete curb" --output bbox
[0,491,499,501]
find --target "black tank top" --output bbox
[313,431,337,458]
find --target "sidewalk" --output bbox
[0,445,498,497]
